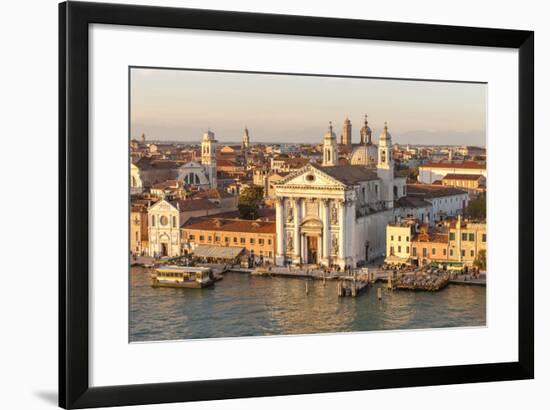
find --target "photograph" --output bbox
[129,67,487,342]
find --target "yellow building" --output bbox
[130,203,149,255]
[385,220,414,264]
[448,216,486,265]
[147,196,238,258]
[385,216,486,268]
[442,173,486,196]
[182,217,277,263]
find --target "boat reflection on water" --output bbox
[130,267,486,342]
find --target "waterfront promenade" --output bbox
[131,254,486,289]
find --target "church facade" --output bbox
[274,121,406,269]
[176,130,218,189]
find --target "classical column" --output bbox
[293,198,302,264]
[321,199,330,265]
[348,200,356,267]
[338,199,346,267]
[275,197,285,266]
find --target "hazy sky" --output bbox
[130,68,486,146]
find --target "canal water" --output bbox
[130,267,486,342]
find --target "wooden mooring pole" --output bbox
[377,287,382,300]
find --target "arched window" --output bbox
[172,216,176,228]
[152,215,156,227]
[184,172,199,185]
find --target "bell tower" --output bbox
[242,127,250,150]
[322,121,338,167]
[201,129,217,188]
[377,122,393,169]
[360,114,372,145]
[341,117,352,147]
[377,122,394,208]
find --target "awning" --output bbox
[385,255,411,264]
[192,245,245,260]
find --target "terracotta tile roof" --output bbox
[284,157,310,168]
[172,198,220,212]
[191,188,236,200]
[216,171,236,180]
[406,184,468,199]
[442,173,484,180]
[413,232,449,244]
[217,159,238,167]
[420,161,486,170]
[131,203,148,212]
[151,180,183,190]
[183,217,276,234]
[134,157,181,170]
[211,208,276,221]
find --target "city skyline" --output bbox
[130,68,487,146]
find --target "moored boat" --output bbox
[151,266,215,288]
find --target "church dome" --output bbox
[360,124,372,136]
[359,114,372,144]
[350,143,378,166]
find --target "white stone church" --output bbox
[274,121,407,269]
[176,130,218,189]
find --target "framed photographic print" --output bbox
[59,1,534,408]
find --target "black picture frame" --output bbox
[59,1,534,408]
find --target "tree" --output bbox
[474,249,487,270]
[238,186,264,220]
[465,193,486,220]
[408,166,419,181]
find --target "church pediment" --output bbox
[149,199,177,213]
[277,164,346,189]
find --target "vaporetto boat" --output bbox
[151,266,216,289]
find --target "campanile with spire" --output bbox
[242,127,250,150]
[341,117,352,147]
[322,121,338,166]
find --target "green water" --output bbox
[130,267,486,342]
